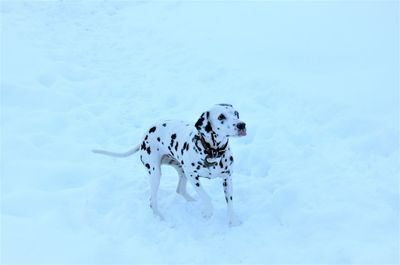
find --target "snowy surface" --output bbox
[1,1,399,264]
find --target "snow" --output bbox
[1,1,399,264]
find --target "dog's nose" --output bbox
[237,122,246,130]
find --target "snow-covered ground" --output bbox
[1,1,398,264]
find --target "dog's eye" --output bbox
[234,111,239,118]
[218,114,226,120]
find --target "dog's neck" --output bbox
[194,110,229,160]
[195,131,228,168]
[194,111,229,167]
[199,130,228,151]
[196,126,229,163]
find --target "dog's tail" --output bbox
[92,145,140,158]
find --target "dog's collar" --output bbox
[195,133,228,167]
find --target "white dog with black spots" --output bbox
[93,104,247,226]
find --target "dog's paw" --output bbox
[155,214,165,222]
[152,209,165,221]
[229,215,242,227]
[201,205,213,219]
[182,193,196,202]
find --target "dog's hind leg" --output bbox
[160,155,195,202]
[149,166,163,220]
[141,154,164,220]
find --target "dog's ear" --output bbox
[195,111,213,133]
[195,112,207,130]
[194,111,210,131]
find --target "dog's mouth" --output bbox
[238,129,247,137]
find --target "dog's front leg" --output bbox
[187,173,213,218]
[223,176,241,226]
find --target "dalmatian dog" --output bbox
[93,104,246,226]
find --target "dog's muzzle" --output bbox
[237,122,247,136]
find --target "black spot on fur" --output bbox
[141,142,146,150]
[196,183,200,187]
[146,147,151,154]
[144,135,148,140]
[219,160,223,168]
[195,114,205,130]
[145,163,150,169]
[157,137,160,142]
[181,160,184,165]
[175,142,179,151]
[230,196,233,200]
[205,122,212,133]
[181,142,189,155]
[149,126,156,133]
[170,134,176,147]
[162,123,167,127]
[191,163,195,166]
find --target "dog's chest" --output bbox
[183,150,233,179]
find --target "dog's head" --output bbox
[195,104,246,138]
